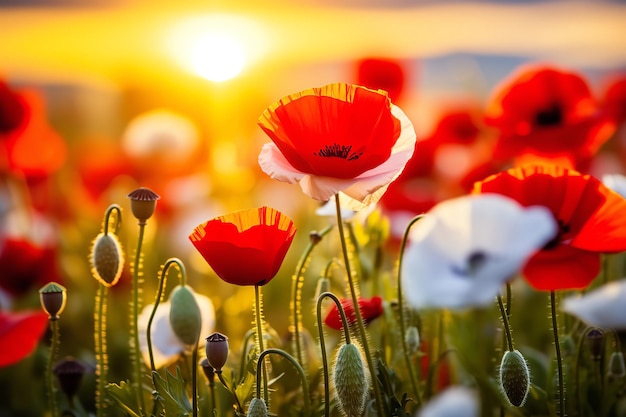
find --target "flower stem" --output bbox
[192,347,199,417]
[334,194,385,416]
[497,293,514,352]
[215,371,245,414]
[396,214,424,406]
[254,285,269,403]
[95,284,108,417]
[46,319,60,417]
[255,348,311,415]
[130,222,147,413]
[551,290,565,417]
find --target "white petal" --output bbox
[258,142,305,184]
[602,173,626,198]
[419,386,479,417]
[401,194,557,309]
[562,280,626,329]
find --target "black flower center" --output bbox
[543,220,570,250]
[314,143,362,160]
[453,251,488,277]
[535,104,563,126]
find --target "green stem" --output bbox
[396,214,424,406]
[95,284,108,417]
[551,291,565,417]
[103,204,122,236]
[46,319,60,417]
[291,225,333,367]
[192,347,198,417]
[216,371,245,414]
[254,285,269,403]
[131,223,147,413]
[255,348,311,415]
[334,195,385,416]
[238,328,256,384]
[497,294,514,352]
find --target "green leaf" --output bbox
[105,380,142,417]
[152,368,193,416]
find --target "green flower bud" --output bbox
[499,349,530,407]
[205,332,229,372]
[247,397,269,417]
[608,351,626,379]
[39,282,67,321]
[90,232,124,287]
[332,342,369,417]
[405,326,421,356]
[169,285,202,346]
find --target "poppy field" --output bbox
[1,62,626,417]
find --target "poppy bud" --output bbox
[608,352,626,379]
[53,357,88,403]
[332,342,369,417]
[199,358,215,385]
[314,277,330,301]
[39,282,67,321]
[169,285,202,346]
[586,328,605,362]
[127,187,160,225]
[405,326,421,355]
[205,332,229,372]
[247,397,269,417]
[90,232,124,287]
[309,231,323,245]
[499,350,530,407]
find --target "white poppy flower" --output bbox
[418,386,479,417]
[401,194,557,310]
[602,174,626,198]
[562,280,626,329]
[138,288,215,369]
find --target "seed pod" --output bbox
[205,332,229,372]
[39,282,67,321]
[332,342,369,417]
[127,187,160,225]
[53,357,88,402]
[199,358,215,385]
[499,349,530,407]
[247,397,269,417]
[168,285,202,346]
[90,232,124,287]
[586,328,605,362]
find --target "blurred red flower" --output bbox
[324,295,384,330]
[473,164,626,290]
[602,76,626,124]
[0,80,27,135]
[189,207,297,286]
[0,310,48,367]
[258,82,416,208]
[485,65,614,170]
[355,57,407,103]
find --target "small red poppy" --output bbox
[189,207,297,286]
[473,164,626,290]
[355,57,406,103]
[324,296,384,330]
[0,310,48,367]
[485,65,614,169]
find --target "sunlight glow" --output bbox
[191,32,245,82]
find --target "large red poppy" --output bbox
[189,207,297,286]
[485,65,614,169]
[473,164,626,290]
[324,296,384,330]
[0,310,48,367]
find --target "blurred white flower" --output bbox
[602,174,626,198]
[562,279,626,329]
[418,386,479,417]
[138,288,215,369]
[401,194,557,309]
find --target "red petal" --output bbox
[0,311,48,367]
[323,296,384,330]
[522,245,600,291]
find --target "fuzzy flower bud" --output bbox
[405,326,421,356]
[499,350,530,407]
[247,397,269,417]
[39,282,67,321]
[90,232,124,287]
[127,187,160,225]
[205,332,229,372]
[608,351,626,379]
[586,328,605,362]
[332,342,369,417]
[168,285,202,346]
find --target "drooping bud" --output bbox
[247,397,269,417]
[90,232,124,287]
[127,187,160,225]
[499,350,530,407]
[53,357,89,403]
[205,332,229,372]
[586,328,605,362]
[169,285,202,347]
[39,282,67,321]
[332,342,369,417]
[405,326,421,356]
[608,351,626,380]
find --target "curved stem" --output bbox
[131,223,147,413]
[255,348,311,415]
[334,195,385,417]
[46,319,60,417]
[551,291,565,417]
[396,214,424,406]
[291,225,333,367]
[102,204,122,236]
[254,285,269,403]
[497,294,514,352]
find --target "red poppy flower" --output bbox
[324,296,384,330]
[0,80,26,135]
[601,76,626,124]
[0,310,48,367]
[355,57,406,103]
[473,164,626,290]
[189,207,297,286]
[485,65,614,169]
[258,82,416,209]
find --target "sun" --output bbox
[191,32,246,82]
